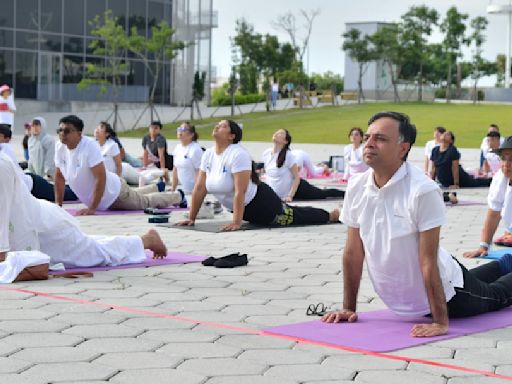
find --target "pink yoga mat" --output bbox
[49,251,205,275]
[263,308,512,352]
[65,207,187,216]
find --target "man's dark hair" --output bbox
[150,121,162,129]
[435,126,446,134]
[59,115,84,132]
[490,124,499,130]
[0,124,12,138]
[368,111,417,161]
[487,131,501,138]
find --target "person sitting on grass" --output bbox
[430,130,491,189]
[464,137,512,255]
[54,115,184,215]
[0,146,167,271]
[322,111,512,337]
[177,120,339,231]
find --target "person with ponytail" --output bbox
[263,129,345,201]
[177,120,339,231]
[171,122,204,194]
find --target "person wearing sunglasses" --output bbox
[177,120,339,231]
[27,117,55,180]
[171,122,204,194]
[464,137,512,255]
[54,115,184,215]
[0,147,169,276]
[322,112,512,338]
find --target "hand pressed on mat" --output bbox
[321,309,358,323]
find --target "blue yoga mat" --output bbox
[479,248,512,260]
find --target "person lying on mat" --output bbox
[176,120,339,231]
[430,130,492,188]
[262,129,344,202]
[171,122,204,195]
[0,147,168,270]
[464,136,512,257]
[290,148,330,179]
[343,127,368,180]
[54,115,184,216]
[321,112,512,337]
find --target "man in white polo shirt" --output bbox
[54,115,183,215]
[322,112,512,337]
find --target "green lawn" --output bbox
[119,102,512,148]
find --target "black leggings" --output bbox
[438,166,491,188]
[29,173,78,202]
[447,258,512,318]
[294,178,345,200]
[243,182,330,226]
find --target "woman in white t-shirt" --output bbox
[171,122,204,194]
[291,149,329,179]
[343,127,368,180]
[94,121,139,185]
[0,84,15,127]
[263,129,344,201]
[177,120,339,231]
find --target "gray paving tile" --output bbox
[176,357,267,376]
[355,370,448,383]
[21,362,117,382]
[110,368,205,384]
[93,352,182,370]
[62,324,143,338]
[10,346,100,363]
[204,376,298,384]
[78,337,163,353]
[265,364,355,381]
[0,357,33,373]
[2,333,83,348]
[238,349,322,365]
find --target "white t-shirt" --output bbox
[0,95,15,125]
[481,136,505,152]
[343,144,368,179]
[341,162,463,317]
[488,169,512,230]
[173,141,203,194]
[0,143,33,190]
[262,148,296,199]
[291,149,323,178]
[200,144,257,210]
[98,138,120,174]
[55,136,121,210]
[424,139,438,158]
[484,151,501,174]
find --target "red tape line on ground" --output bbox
[1,285,511,381]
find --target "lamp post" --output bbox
[488,1,512,87]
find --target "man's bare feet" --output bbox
[141,229,168,259]
[329,208,340,222]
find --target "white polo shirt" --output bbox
[55,136,121,210]
[484,151,501,174]
[488,169,512,230]
[173,141,203,194]
[341,162,463,317]
[262,148,296,199]
[200,144,257,210]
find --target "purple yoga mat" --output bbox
[263,308,512,352]
[65,207,187,216]
[49,251,205,275]
[445,200,486,207]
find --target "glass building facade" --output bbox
[0,0,215,105]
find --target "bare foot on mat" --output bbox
[142,229,168,259]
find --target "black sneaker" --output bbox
[177,189,187,208]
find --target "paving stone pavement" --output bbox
[2,138,511,383]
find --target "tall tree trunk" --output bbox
[418,61,423,102]
[357,63,363,104]
[446,56,452,103]
[388,62,399,103]
[456,62,462,99]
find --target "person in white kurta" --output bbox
[343,127,368,180]
[291,149,327,179]
[0,150,168,273]
[172,123,204,194]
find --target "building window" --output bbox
[15,51,37,98]
[64,0,84,35]
[41,33,62,52]
[41,0,63,33]
[0,29,14,48]
[16,0,39,30]
[63,55,84,83]
[63,36,84,54]
[15,31,38,50]
[108,0,128,31]
[0,51,14,86]
[0,1,14,28]
[85,0,106,36]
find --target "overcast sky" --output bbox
[211,0,508,85]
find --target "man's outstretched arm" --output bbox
[322,226,365,323]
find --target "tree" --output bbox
[127,20,185,121]
[440,6,468,102]
[467,16,489,103]
[342,28,375,103]
[77,10,128,129]
[271,9,320,68]
[496,54,506,87]
[401,5,439,101]
[370,24,407,102]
